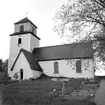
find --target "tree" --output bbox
[0,59,3,71]
[2,59,8,72]
[54,0,105,62]
[2,59,8,84]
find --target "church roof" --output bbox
[33,42,93,61]
[10,31,40,40]
[14,17,37,28]
[11,49,42,71]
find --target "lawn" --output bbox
[1,76,96,105]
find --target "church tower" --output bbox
[8,17,40,74]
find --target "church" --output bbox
[8,17,94,80]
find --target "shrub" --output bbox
[29,78,35,81]
[13,73,19,80]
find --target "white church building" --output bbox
[8,17,95,80]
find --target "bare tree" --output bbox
[54,0,105,61]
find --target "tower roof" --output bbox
[10,31,40,40]
[14,17,37,28]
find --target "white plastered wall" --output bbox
[15,22,30,32]
[30,35,39,52]
[39,59,94,78]
[32,70,42,79]
[8,34,31,74]
[29,23,37,35]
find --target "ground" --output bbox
[0,75,98,105]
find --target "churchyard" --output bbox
[0,74,100,105]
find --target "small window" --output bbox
[32,27,34,33]
[54,62,59,74]
[18,38,22,45]
[76,60,81,73]
[20,25,24,32]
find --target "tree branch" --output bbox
[94,0,105,8]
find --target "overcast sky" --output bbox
[0,0,65,61]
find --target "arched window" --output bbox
[76,60,81,73]
[20,25,24,32]
[18,38,22,45]
[54,62,59,74]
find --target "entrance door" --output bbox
[20,69,23,80]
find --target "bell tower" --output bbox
[8,17,40,74]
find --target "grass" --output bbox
[1,76,96,105]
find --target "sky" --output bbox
[0,0,66,61]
